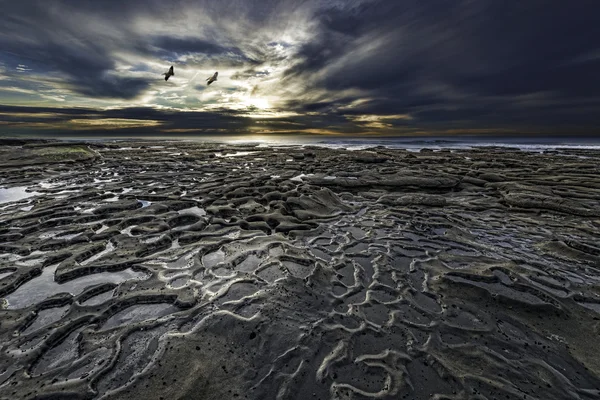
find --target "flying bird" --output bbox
[163,66,174,81]
[206,72,218,85]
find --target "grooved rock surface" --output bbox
[1,140,600,400]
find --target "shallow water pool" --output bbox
[0,187,40,204]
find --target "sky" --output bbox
[0,0,599,138]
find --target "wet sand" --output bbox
[1,139,600,399]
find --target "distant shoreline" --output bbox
[3,135,600,153]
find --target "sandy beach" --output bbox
[1,139,600,399]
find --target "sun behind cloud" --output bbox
[0,0,598,136]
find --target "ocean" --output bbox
[24,134,600,152]
[221,135,600,152]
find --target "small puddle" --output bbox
[0,270,15,280]
[215,151,257,158]
[80,242,115,266]
[4,264,149,309]
[33,328,81,373]
[23,305,70,334]
[236,254,263,272]
[81,290,114,306]
[0,187,41,204]
[290,173,314,182]
[580,302,600,314]
[169,277,189,289]
[100,304,177,330]
[96,225,110,234]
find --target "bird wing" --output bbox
[165,75,169,81]
[169,66,174,75]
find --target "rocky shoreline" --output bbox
[1,139,600,399]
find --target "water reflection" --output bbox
[0,187,40,204]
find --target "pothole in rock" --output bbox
[202,249,225,268]
[216,281,262,304]
[169,276,190,289]
[235,254,264,273]
[283,261,313,279]
[256,264,286,283]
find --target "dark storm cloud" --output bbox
[150,37,229,55]
[0,103,372,136]
[336,1,599,94]
[0,7,151,99]
[0,104,248,134]
[283,0,600,128]
[1,0,599,134]
[0,0,290,101]
[146,36,253,65]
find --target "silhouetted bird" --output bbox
[163,66,174,81]
[206,71,218,85]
